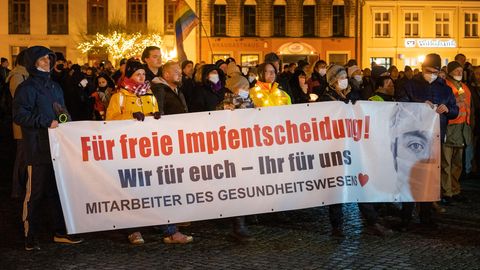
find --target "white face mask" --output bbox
[248,76,256,83]
[423,74,438,84]
[209,74,220,84]
[453,75,463,82]
[337,78,349,90]
[354,75,363,83]
[238,89,249,99]
[37,67,49,72]
[319,68,327,76]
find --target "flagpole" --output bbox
[199,21,214,62]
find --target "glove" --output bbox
[132,112,145,121]
[153,112,161,120]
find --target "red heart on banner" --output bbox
[358,173,369,187]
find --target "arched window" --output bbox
[273,0,286,36]
[213,0,227,36]
[332,0,345,36]
[243,0,257,36]
[303,0,315,37]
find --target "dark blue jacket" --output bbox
[13,46,66,165]
[398,74,459,140]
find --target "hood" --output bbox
[24,46,56,74]
[95,73,115,89]
[201,64,225,86]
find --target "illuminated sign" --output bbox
[404,39,457,48]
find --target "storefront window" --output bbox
[329,53,348,65]
[241,54,259,67]
[212,54,229,63]
[370,57,392,69]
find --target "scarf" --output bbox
[122,77,150,96]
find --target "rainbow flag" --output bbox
[175,0,199,62]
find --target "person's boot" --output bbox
[231,216,255,242]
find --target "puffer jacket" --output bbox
[106,88,158,120]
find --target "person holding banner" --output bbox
[106,59,161,121]
[398,53,459,230]
[13,46,83,251]
[105,59,193,245]
[320,64,391,237]
[218,73,255,242]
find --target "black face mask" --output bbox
[56,64,64,70]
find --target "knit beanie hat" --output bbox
[125,58,145,78]
[226,74,250,91]
[326,65,347,86]
[447,61,462,75]
[422,53,442,71]
[347,65,361,78]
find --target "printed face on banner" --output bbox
[390,103,437,201]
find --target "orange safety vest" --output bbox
[446,79,471,125]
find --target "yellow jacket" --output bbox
[249,81,291,107]
[106,89,158,120]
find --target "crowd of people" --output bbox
[1,45,479,251]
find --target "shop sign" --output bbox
[404,39,457,48]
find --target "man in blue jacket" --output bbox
[398,53,459,229]
[13,46,83,251]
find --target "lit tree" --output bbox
[77,31,164,61]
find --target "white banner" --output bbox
[49,101,440,234]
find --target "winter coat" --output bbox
[151,78,188,115]
[180,74,195,111]
[307,72,327,97]
[12,46,67,165]
[7,65,29,139]
[398,74,459,141]
[249,81,291,107]
[189,64,227,112]
[106,88,158,120]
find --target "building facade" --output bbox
[199,0,360,70]
[0,0,197,66]
[362,0,480,70]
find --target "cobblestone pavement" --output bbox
[0,118,479,270]
[0,177,479,270]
